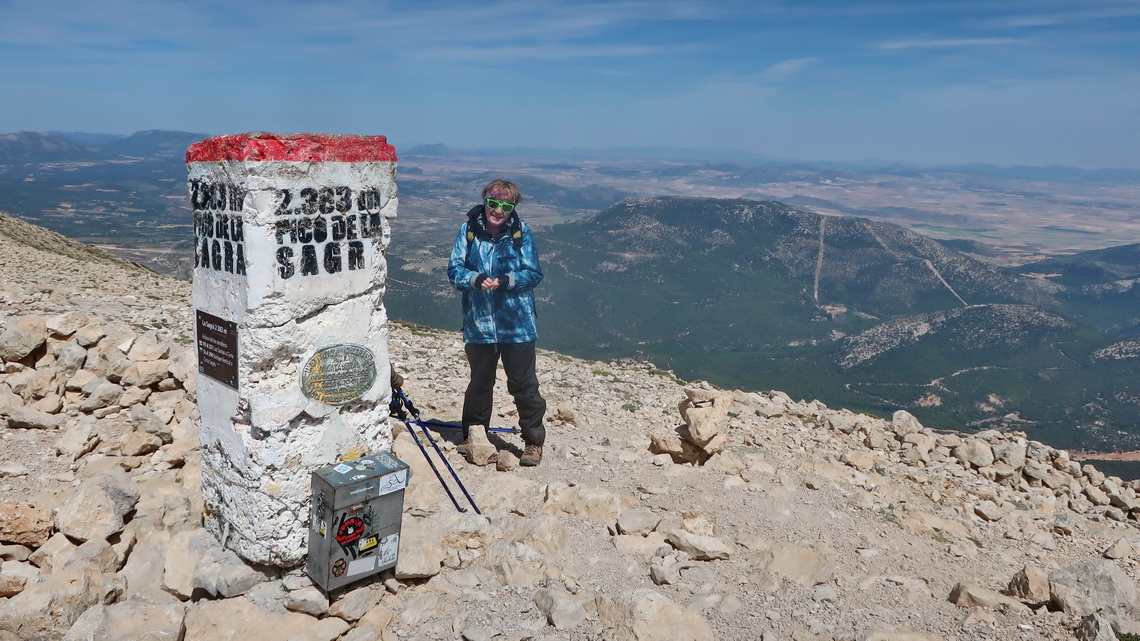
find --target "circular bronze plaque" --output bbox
[301,344,377,405]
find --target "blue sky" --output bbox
[2,0,1138,167]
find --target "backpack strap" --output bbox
[506,214,524,250]
[465,221,522,250]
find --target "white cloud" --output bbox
[411,43,664,63]
[758,57,821,82]
[988,5,1140,29]
[874,37,1020,50]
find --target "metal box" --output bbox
[306,451,409,591]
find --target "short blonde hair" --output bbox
[481,179,523,205]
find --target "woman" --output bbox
[447,179,546,466]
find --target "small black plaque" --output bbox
[196,310,238,390]
[301,344,377,405]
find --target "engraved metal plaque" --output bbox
[301,344,377,405]
[196,310,238,389]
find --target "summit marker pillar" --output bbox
[187,132,398,565]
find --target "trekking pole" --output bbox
[414,418,519,435]
[395,387,482,515]
[390,392,466,513]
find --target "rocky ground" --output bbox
[2,213,1140,641]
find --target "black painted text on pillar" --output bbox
[273,186,385,279]
[190,180,247,276]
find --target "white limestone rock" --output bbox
[395,592,448,628]
[73,324,107,349]
[62,539,120,575]
[1049,560,1140,625]
[681,510,717,537]
[83,345,131,384]
[541,482,635,523]
[1008,564,1050,603]
[0,500,53,548]
[327,583,382,622]
[0,560,40,597]
[665,530,732,561]
[465,424,497,466]
[594,588,713,641]
[54,341,88,379]
[952,439,995,469]
[339,606,394,641]
[45,312,91,338]
[1104,538,1134,560]
[61,600,186,641]
[394,518,446,580]
[126,331,171,362]
[54,418,99,461]
[478,541,547,588]
[78,382,123,413]
[948,582,1028,611]
[6,406,60,429]
[678,388,731,448]
[182,597,330,641]
[52,471,139,543]
[617,507,661,536]
[510,514,570,558]
[28,532,78,574]
[190,540,275,599]
[119,360,171,388]
[0,566,124,641]
[1076,613,1122,641]
[749,542,835,587]
[118,530,178,604]
[161,529,210,600]
[890,410,923,436]
[535,586,590,630]
[0,315,47,362]
[614,532,670,557]
[0,462,25,480]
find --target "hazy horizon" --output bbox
[5,129,1138,175]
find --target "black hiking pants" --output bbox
[462,341,546,446]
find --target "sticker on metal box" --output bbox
[377,469,408,496]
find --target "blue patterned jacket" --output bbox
[447,206,543,344]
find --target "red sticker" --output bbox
[332,558,347,576]
[336,517,366,546]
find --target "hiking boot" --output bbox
[520,444,543,467]
[456,439,471,457]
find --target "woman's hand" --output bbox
[474,273,499,290]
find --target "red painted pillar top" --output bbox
[187,132,397,163]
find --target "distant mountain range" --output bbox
[0,130,209,162]
[0,131,106,162]
[2,130,1137,452]
[8,130,1140,180]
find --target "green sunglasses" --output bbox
[485,198,516,214]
